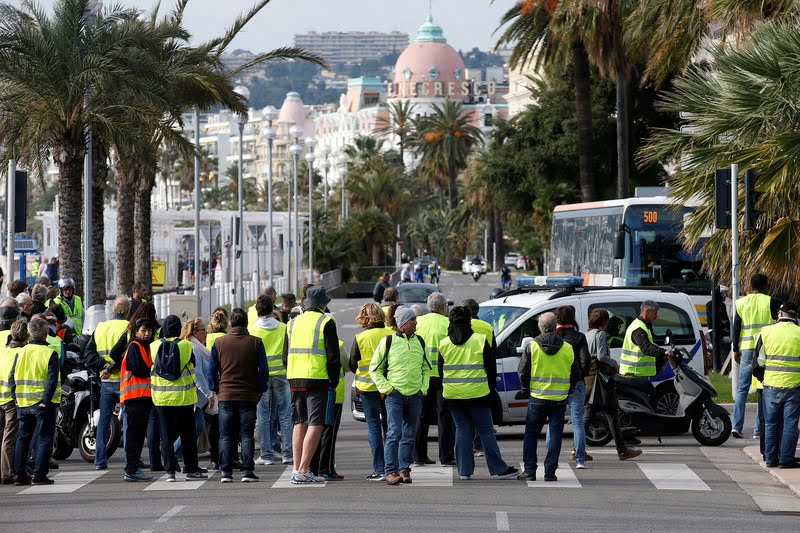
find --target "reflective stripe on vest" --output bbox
[14,343,61,407]
[94,319,129,381]
[620,318,656,377]
[416,312,449,379]
[354,326,393,392]
[529,340,573,401]
[440,333,489,400]
[248,321,287,376]
[120,341,153,403]
[0,346,21,405]
[287,312,331,380]
[737,293,773,350]
[761,321,800,389]
[150,338,197,406]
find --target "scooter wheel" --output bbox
[585,417,614,447]
[691,410,731,446]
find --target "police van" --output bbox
[478,276,708,425]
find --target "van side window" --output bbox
[497,310,553,359]
[587,303,638,349]
[587,301,696,347]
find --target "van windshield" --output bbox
[477,306,527,335]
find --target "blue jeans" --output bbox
[568,380,586,461]
[733,349,755,432]
[360,391,386,474]
[257,375,293,460]
[523,397,567,477]
[451,405,509,477]
[15,404,56,479]
[174,406,205,458]
[219,400,257,474]
[147,408,163,467]
[763,386,800,465]
[383,392,421,474]
[95,381,120,467]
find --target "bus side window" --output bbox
[497,313,545,359]
[588,303,638,349]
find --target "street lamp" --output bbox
[233,84,250,308]
[338,152,349,225]
[320,145,331,214]
[261,105,278,286]
[289,124,303,294]
[305,137,316,283]
[193,106,201,318]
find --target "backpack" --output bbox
[153,339,186,381]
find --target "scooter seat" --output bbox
[615,375,653,395]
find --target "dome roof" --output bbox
[277,92,306,125]
[393,15,465,90]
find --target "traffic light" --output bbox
[744,169,763,231]
[714,168,731,230]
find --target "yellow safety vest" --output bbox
[94,319,130,381]
[471,318,495,346]
[416,312,449,379]
[150,337,197,407]
[529,340,573,401]
[621,318,657,377]
[737,293,772,351]
[287,311,331,380]
[54,295,84,332]
[247,305,258,326]
[206,331,226,351]
[354,327,393,392]
[760,321,800,389]
[336,341,345,403]
[248,321,287,377]
[381,305,397,331]
[0,345,23,405]
[14,343,61,407]
[440,333,488,400]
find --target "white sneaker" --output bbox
[459,475,471,480]
[575,461,587,470]
[255,457,274,466]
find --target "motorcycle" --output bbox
[53,355,122,463]
[470,263,483,282]
[586,339,731,447]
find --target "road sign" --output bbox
[248,224,266,242]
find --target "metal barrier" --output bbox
[320,269,342,290]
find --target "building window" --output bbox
[403,68,413,81]
[484,113,493,127]
[455,68,462,81]
[429,66,439,80]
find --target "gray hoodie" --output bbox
[517,332,579,396]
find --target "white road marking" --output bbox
[496,511,510,531]
[518,462,581,488]
[403,466,453,487]
[156,505,185,523]
[590,447,681,455]
[19,470,107,494]
[271,466,327,488]
[638,463,711,491]
[144,472,214,491]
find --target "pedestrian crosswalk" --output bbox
[5,460,724,494]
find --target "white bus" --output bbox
[548,188,711,324]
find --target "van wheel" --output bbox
[586,417,613,447]
[653,383,680,416]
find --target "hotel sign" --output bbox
[387,80,497,98]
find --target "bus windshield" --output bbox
[623,205,708,295]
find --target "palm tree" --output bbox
[343,136,385,171]
[347,208,395,266]
[413,100,483,209]
[0,0,165,298]
[375,100,416,164]
[638,19,800,298]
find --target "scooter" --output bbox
[586,339,731,447]
[470,263,482,282]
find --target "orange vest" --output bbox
[120,341,153,404]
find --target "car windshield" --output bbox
[398,285,437,304]
[477,305,528,334]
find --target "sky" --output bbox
[31,0,518,53]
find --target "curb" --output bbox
[743,445,800,499]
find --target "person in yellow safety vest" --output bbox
[516,312,578,482]
[284,286,341,485]
[752,302,800,469]
[311,339,346,481]
[247,286,282,326]
[620,300,673,377]
[369,306,430,486]
[83,296,131,470]
[348,302,393,480]
[732,274,781,439]
[381,288,399,330]
[11,317,60,486]
[52,278,83,334]
[0,318,28,484]
[150,315,208,482]
[439,306,519,481]
[462,298,497,456]
[414,292,456,467]
[248,294,293,466]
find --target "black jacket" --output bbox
[558,327,591,378]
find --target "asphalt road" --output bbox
[3,272,799,532]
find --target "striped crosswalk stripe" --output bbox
[144,471,215,491]
[19,470,107,494]
[518,462,581,488]
[638,463,711,491]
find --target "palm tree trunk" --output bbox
[487,207,496,268]
[53,140,85,298]
[448,166,458,210]
[572,41,597,202]
[616,72,631,199]
[134,168,155,292]
[91,142,108,305]
[494,209,504,269]
[113,152,136,297]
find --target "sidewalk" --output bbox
[743,445,800,499]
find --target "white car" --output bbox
[478,277,708,425]
[462,255,487,274]
[504,252,521,267]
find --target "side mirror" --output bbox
[613,230,626,260]
[516,336,534,355]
